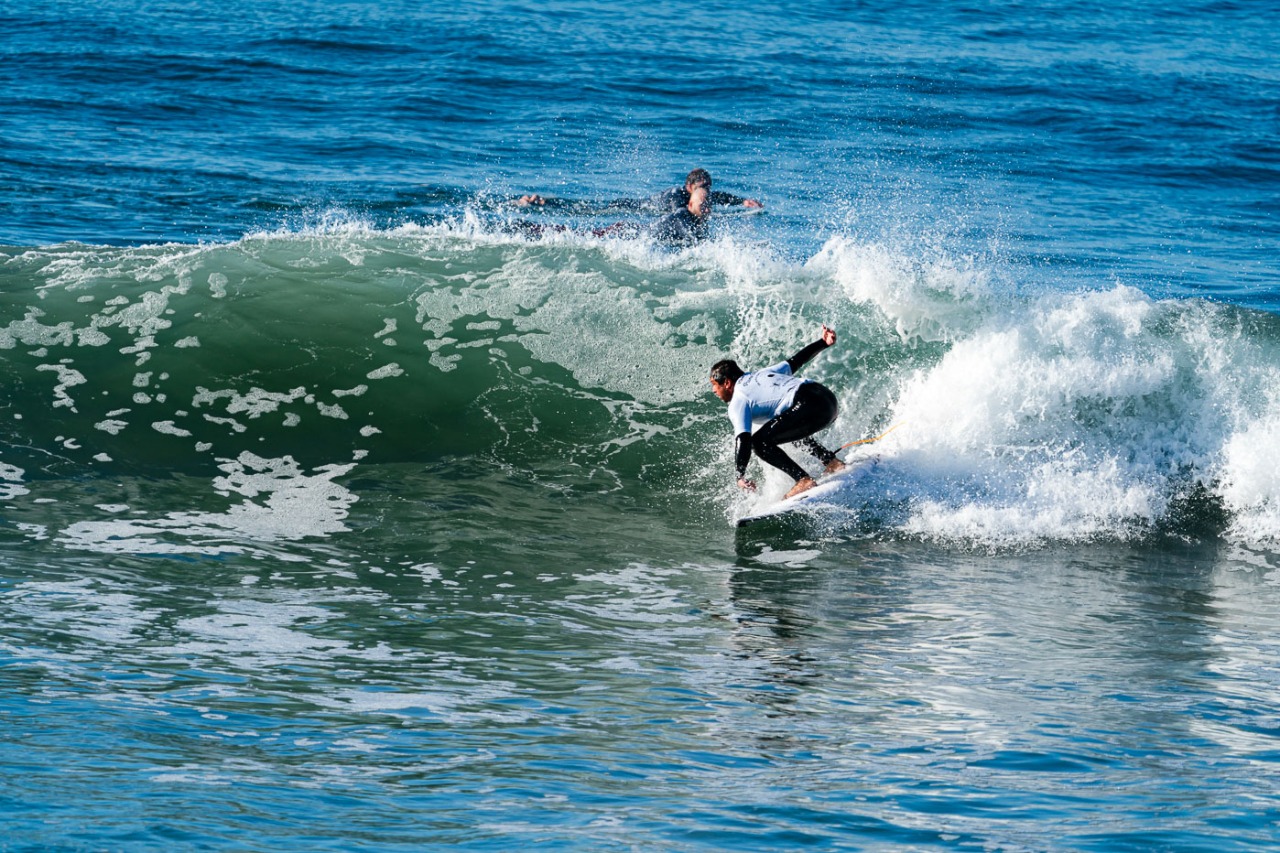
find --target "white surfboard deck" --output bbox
[735,456,879,528]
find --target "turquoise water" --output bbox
[4,1,1280,849]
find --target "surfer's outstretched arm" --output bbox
[710,190,763,209]
[786,324,837,373]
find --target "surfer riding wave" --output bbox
[710,324,846,499]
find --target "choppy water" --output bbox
[4,1,1280,849]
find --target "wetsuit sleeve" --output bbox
[727,394,752,477]
[734,432,752,478]
[605,187,685,213]
[785,338,830,373]
[709,190,749,207]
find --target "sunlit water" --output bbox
[4,0,1280,849]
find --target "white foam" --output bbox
[0,462,29,500]
[1220,400,1280,545]
[57,453,358,556]
[864,284,1280,545]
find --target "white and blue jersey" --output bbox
[727,361,810,435]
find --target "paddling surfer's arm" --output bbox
[710,190,763,209]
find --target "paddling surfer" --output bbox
[507,179,710,245]
[626,169,714,245]
[515,168,762,215]
[709,325,846,499]
[514,168,761,245]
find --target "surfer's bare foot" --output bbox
[823,459,847,476]
[784,477,818,499]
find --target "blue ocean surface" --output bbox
[3,1,1280,849]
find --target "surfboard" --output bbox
[735,455,879,528]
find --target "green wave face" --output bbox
[0,234,758,477]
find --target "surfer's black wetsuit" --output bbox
[506,184,752,245]
[732,338,841,483]
[507,182,755,245]
[649,208,709,245]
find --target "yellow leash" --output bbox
[838,422,903,454]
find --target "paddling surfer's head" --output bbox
[684,169,713,218]
[685,169,712,192]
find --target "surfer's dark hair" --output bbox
[710,359,743,383]
[685,168,712,190]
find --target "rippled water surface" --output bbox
[4,0,1280,849]
[8,525,1280,849]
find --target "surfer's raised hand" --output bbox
[821,324,836,346]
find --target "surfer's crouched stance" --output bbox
[709,324,847,499]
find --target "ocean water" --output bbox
[4,0,1280,849]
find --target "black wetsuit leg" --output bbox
[750,383,839,481]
